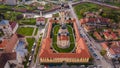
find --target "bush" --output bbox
[100,50,107,56]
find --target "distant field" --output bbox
[74,3,120,22]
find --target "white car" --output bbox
[28,56,32,62]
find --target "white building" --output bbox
[0,20,18,38]
[36,17,45,26]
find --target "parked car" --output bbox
[93,53,100,60]
[89,48,94,52]
[28,55,32,62]
[31,42,36,53]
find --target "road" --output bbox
[68,1,114,68]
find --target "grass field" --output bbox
[34,28,38,36]
[19,18,36,25]
[74,3,120,22]
[26,38,35,52]
[17,27,34,36]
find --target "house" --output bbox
[36,17,45,26]
[101,41,120,59]
[5,0,17,5]
[0,20,18,38]
[103,30,118,40]
[93,31,103,40]
[0,34,28,67]
[80,18,110,32]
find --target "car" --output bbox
[31,42,36,53]
[28,55,32,62]
[33,42,36,49]
[93,53,100,60]
[27,62,30,67]
[89,48,94,52]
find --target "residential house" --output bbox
[101,41,120,59]
[93,31,103,40]
[103,30,118,40]
[0,34,28,68]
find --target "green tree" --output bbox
[100,50,107,56]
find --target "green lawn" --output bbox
[52,24,75,53]
[105,1,120,7]
[0,4,13,13]
[26,38,35,52]
[17,27,34,36]
[34,28,38,36]
[53,25,60,34]
[19,18,36,25]
[44,4,53,11]
[74,3,120,23]
[34,37,42,62]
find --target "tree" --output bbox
[100,50,107,56]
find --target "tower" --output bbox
[0,20,13,38]
[59,3,66,24]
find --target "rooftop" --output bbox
[0,52,16,68]
[36,17,45,21]
[102,41,120,55]
[39,19,90,59]
[0,34,18,52]
[80,18,110,24]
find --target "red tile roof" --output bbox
[5,34,18,52]
[3,34,19,52]
[36,17,45,21]
[80,18,110,24]
[101,42,120,55]
[0,39,7,49]
[94,32,103,40]
[73,19,81,41]
[39,19,90,59]
[59,35,68,40]
[103,31,117,40]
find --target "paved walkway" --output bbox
[19,25,36,28]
